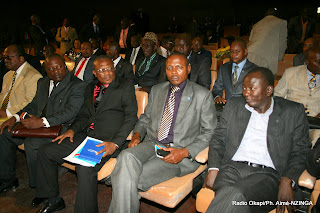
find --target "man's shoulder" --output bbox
[23,62,42,77]
[188,80,210,94]
[282,65,305,78]
[273,96,304,111]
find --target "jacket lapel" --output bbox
[175,80,194,124]
[49,72,71,98]
[155,82,170,129]
[95,77,120,112]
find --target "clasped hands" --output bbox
[0,115,44,134]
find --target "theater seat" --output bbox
[298,169,320,211]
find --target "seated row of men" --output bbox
[0,34,319,213]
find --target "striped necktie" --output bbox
[158,86,180,142]
[308,72,317,91]
[233,65,239,87]
[1,71,17,109]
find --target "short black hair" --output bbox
[247,67,274,86]
[231,38,247,49]
[166,52,189,66]
[45,53,65,63]
[175,33,192,46]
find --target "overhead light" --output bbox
[318,7,320,14]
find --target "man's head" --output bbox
[305,47,320,75]
[230,38,248,64]
[43,45,55,58]
[303,37,319,53]
[106,42,120,60]
[175,33,192,56]
[93,55,116,84]
[161,36,174,52]
[93,14,101,25]
[192,37,203,53]
[81,42,94,58]
[265,8,279,17]
[62,18,70,27]
[166,53,191,86]
[142,32,158,59]
[30,14,40,25]
[131,35,141,48]
[243,67,274,113]
[3,45,26,71]
[90,37,100,50]
[120,17,129,29]
[45,54,68,83]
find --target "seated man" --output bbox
[34,55,137,213]
[124,34,144,66]
[275,46,320,146]
[212,38,258,104]
[204,67,310,213]
[0,44,42,118]
[133,32,166,93]
[157,35,174,58]
[191,36,212,67]
[108,53,217,213]
[90,37,106,56]
[293,37,319,66]
[0,54,86,193]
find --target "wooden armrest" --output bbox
[195,147,209,163]
[298,169,316,189]
[97,158,117,181]
[196,188,215,212]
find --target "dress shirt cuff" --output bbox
[42,117,50,128]
[208,167,219,171]
[13,114,20,123]
[6,109,12,118]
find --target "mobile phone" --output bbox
[155,145,170,158]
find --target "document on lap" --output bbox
[63,136,105,167]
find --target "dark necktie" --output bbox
[94,85,107,109]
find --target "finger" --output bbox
[96,143,104,147]
[52,136,62,142]
[69,135,74,142]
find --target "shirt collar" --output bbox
[113,56,122,67]
[245,97,274,116]
[169,80,187,92]
[233,58,247,70]
[15,61,27,74]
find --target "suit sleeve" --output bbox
[278,20,287,61]
[211,65,224,98]
[197,57,211,89]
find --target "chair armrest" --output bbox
[97,158,117,181]
[195,147,209,163]
[196,188,215,212]
[298,169,316,190]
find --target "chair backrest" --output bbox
[276,54,296,76]
[135,90,148,118]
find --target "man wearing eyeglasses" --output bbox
[33,55,138,213]
[0,54,86,195]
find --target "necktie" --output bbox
[233,65,239,87]
[158,86,180,142]
[1,71,17,110]
[75,58,87,77]
[166,50,170,58]
[94,85,107,108]
[130,48,136,64]
[308,72,317,91]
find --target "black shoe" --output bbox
[32,197,47,207]
[37,197,65,213]
[0,178,19,193]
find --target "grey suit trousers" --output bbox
[109,141,182,213]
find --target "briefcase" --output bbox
[12,123,63,138]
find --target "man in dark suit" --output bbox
[34,55,138,213]
[204,67,310,213]
[106,41,134,81]
[212,38,258,104]
[79,13,106,43]
[125,35,144,66]
[73,42,97,84]
[293,37,319,66]
[0,54,86,193]
[90,37,106,57]
[114,17,137,54]
[109,53,217,212]
[192,37,212,67]
[134,32,166,93]
[28,14,48,59]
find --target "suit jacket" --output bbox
[115,58,134,81]
[0,62,42,115]
[93,48,105,57]
[212,59,258,100]
[194,48,213,66]
[134,53,166,92]
[114,25,136,50]
[208,96,310,182]
[307,138,320,178]
[247,15,287,74]
[16,71,86,127]
[73,55,97,84]
[133,80,217,176]
[124,46,144,65]
[274,65,320,117]
[28,24,48,57]
[79,22,106,42]
[69,77,138,148]
[56,26,78,55]
[293,52,305,66]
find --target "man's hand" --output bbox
[128,132,141,148]
[96,142,118,158]
[276,177,296,213]
[162,147,189,164]
[0,116,16,134]
[20,115,44,129]
[203,169,219,190]
[214,96,226,104]
[0,109,7,118]
[52,129,75,144]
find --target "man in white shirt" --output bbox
[125,35,144,66]
[204,67,310,213]
[73,42,96,83]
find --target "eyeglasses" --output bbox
[47,65,65,72]
[3,55,18,60]
[95,67,115,73]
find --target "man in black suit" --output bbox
[90,37,106,57]
[192,37,212,67]
[0,54,86,193]
[212,38,258,104]
[134,32,166,93]
[204,67,310,213]
[34,55,138,213]
[125,35,144,66]
[79,13,106,44]
[114,17,137,54]
[28,14,48,59]
[106,41,134,81]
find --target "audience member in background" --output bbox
[0,48,8,92]
[106,42,134,81]
[55,17,78,56]
[79,13,106,44]
[275,47,320,147]
[90,37,105,56]
[34,56,137,213]
[247,8,287,74]
[157,35,174,58]
[214,36,234,59]
[41,44,56,76]
[109,53,217,213]
[204,67,310,213]
[125,34,144,66]
[293,37,319,66]
[115,17,136,54]
[288,7,316,54]
[28,14,48,59]
[0,45,42,118]
[72,42,96,84]
[212,38,258,104]
[64,39,82,62]
[133,32,165,93]
[192,37,212,67]
[0,54,86,196]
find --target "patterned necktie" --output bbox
[233,65,239,87]
[158,86,180,141]
[130,48,136,64]
[308,72,317,91]
[1,71,17,110]
[75,58,88,77]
